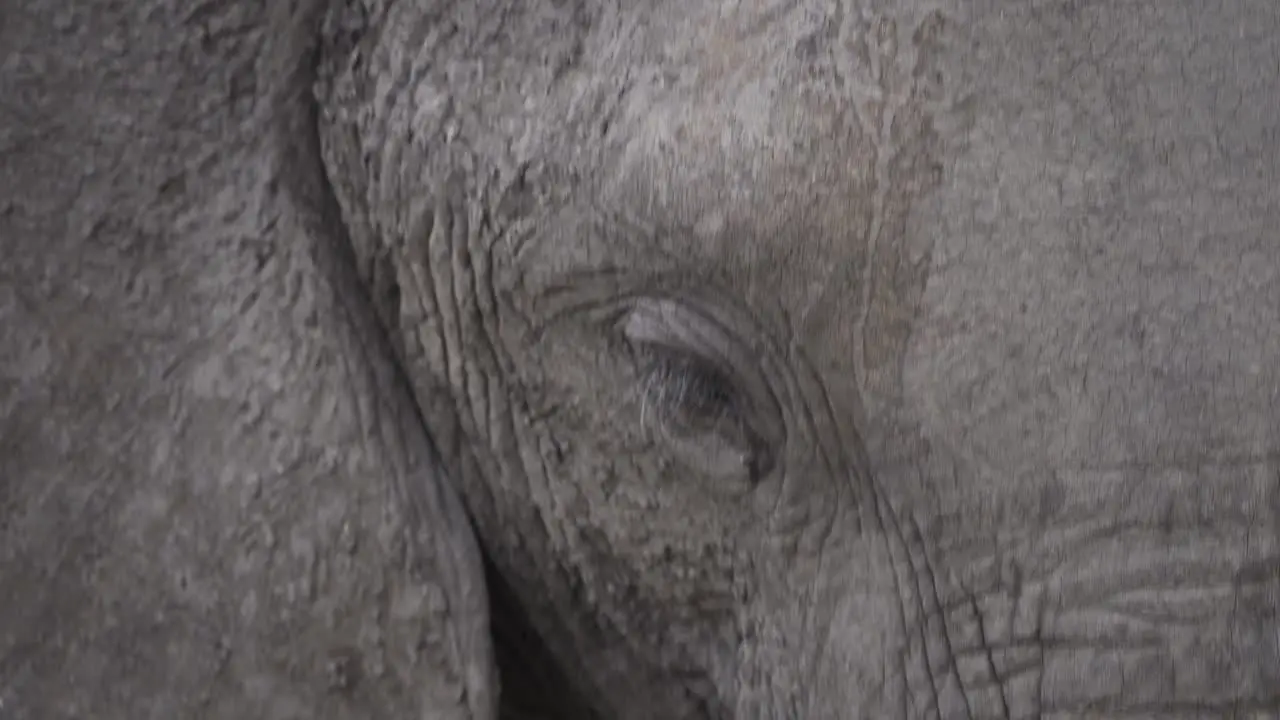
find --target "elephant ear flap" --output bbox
[258,2,496,715]
[399,417,499,712]
[373,362,498,720]
[340,259,496,716]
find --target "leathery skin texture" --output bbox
[3,0,1278,718]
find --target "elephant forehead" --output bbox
[598,8,877,222]
[600,85,876,266]
[573,1,939,326]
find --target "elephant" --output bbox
[3,0,1279,717]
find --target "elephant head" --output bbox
[3,0,1277,718]
[308,0,1280,716]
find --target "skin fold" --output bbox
[2,0,1278,718]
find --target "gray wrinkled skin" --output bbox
[3,0,1278,718]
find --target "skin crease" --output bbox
[1,2,1278,720]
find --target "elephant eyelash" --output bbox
[638,351,742,432]
[605,297,778,481]
[631,347,767,460]
[633,348,774,484]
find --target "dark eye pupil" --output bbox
[644,353,738,430]
[680,366,732,413]
[629,343,774,481]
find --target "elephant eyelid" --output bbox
[638,349,743,426]
[617,297,743,369]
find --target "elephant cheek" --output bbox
[732,525,928,718]
[796,529,1280,718]
[1009,535,1280,715]
[795,542,988,719]
[805,594,918,719]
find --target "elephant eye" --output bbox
[633,345,771,483]
[610,297,778,485]
[639,350,744,438]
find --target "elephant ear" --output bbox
[264,3,498,718]
[350,315,499,720]
[278,116,499,720]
